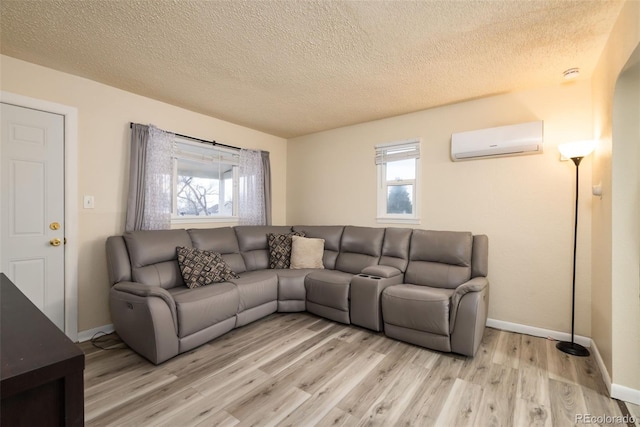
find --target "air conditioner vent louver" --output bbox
[451,121,543,161]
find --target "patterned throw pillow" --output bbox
[176,247,240,289]
[268,231,305,269]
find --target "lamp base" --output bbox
[556,341,590,357]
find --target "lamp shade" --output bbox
[558,140,596,159]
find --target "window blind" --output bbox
[375,139,420,164]
[173,137,239,165]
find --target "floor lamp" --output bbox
[556,140,596,357]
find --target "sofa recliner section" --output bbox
[304,226,385,324]
[106,225,489,364]
[381,230,489,356]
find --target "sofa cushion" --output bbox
[267,231,305,269]
[275,269,314,301]
[169,283,239,338]
[405,230,473,289]
[232,270,278,312]
[335,226,384,274]
[292,226,344,269]
[188,227,247,273]
[382,284,454,336]
[176,247,239,289]
[290,236,325,269]
[305,270,353,311]
[124,229,192,289]
[234,226,293,271]
[380,227,413,272]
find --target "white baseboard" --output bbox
[589,340,612,395]
[612,384,640,406]
[486,318,591,347]
[77,324,114,343]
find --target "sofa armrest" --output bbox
[112,281,177,330]
[110,281,180,363]
[450,277,488,332]
[361,265,402,279]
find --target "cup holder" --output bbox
[358,274,381,280]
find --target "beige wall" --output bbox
[591,0,640,391]
[289,81,595,336]
[612,50,640,392]
[0,55,287,333]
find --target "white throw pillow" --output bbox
[290,236,325,269]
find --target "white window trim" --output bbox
[375,138,421,224]
[171,215,238,224]
[171,137,240,224]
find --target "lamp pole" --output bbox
[556,155,590,357]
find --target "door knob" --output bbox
[50,238,62,246]
[50,222,60,230]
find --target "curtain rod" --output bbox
[129,122,240,151]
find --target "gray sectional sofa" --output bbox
[106,225,489,364]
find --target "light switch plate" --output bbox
[83,195,95,209]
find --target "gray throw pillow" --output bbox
[176,246,239,289]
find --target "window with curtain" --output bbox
[172,137,240,223]
[126,123,272,230]
[375,139,421,224]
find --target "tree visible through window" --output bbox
[387,185,412,214]
[172,140,238,221]
[176,175,232,216]
[177,176,212,216]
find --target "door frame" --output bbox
[1,91,78,342]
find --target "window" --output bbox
[376,139,420,223]
[172,137,239,223]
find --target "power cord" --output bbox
[90,330,124,350]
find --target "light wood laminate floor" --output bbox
[79,313,636,426]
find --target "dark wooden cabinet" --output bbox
[1,273,85,426]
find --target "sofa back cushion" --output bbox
[405,230,473,289]
[292,226,344,270]
[188,227,247,273]
[335,226,384,274]
[106,236,132,285]
[472,234,489,278]
[234,226,293,270]
[123,229,192,289]
[379,227,412,272]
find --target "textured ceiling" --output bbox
[0,1,625,138]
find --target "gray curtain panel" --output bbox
[261,150,272,226]
[125,123,149,231]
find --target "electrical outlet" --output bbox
[83,195,95,209]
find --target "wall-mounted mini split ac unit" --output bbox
[451,120,543,161]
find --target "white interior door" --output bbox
[1,103,65,331]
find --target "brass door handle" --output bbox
[50,238,62,246]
